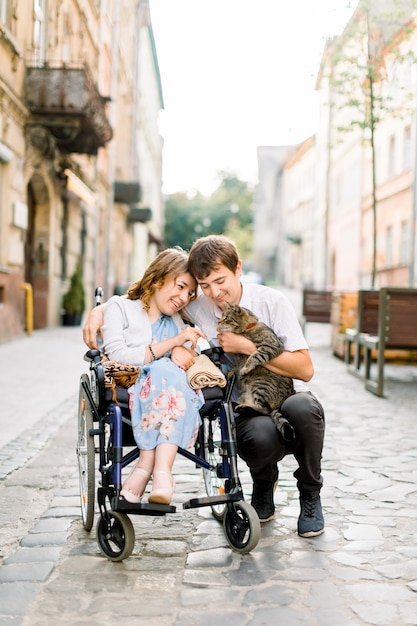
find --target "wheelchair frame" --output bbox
[77,347,261,561]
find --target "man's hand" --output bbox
[83,305,105,349]
[216,330,255,355]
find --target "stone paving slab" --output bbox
[1,323,417,625]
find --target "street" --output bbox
[1,321,417,625]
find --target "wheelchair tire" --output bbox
[223,501,261,554]
[77,373,96,531]
[201,417,227,521]
[96,511,135,562]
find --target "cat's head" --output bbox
[218,303,258,333]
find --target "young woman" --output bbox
[101,247,206,505]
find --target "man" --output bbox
[83,235,325,537]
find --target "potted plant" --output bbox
[62,263,86,326]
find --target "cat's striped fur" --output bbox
[218,303,296,441]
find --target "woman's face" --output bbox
[152,272,196,316]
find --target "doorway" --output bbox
[25,174,50,329]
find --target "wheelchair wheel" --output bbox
[96,511,135,562]
[223,501,261,554]
[202,417,227,521]
[77,373,96,531]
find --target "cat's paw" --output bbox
[239,363,254,376]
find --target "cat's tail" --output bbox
[271,411,296,443]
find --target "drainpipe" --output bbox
[410,106,417,286]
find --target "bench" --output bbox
[359,287,417,397]
[301,289,332,331]
[345,290,379,372]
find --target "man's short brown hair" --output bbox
[188,235,239,279]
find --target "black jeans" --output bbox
[235,392,325,495]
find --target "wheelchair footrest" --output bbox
[182,492,242,510]
[112,496,176,516]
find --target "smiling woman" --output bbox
[100,247,207,505]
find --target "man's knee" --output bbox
[281,392,324,426]
[236,414,282,456]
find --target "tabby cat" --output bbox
[218,303,296,442]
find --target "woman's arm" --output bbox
[102,298,147,365]
[102,298,206,367]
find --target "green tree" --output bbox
[328,0,417,287]
[164,172,254,261]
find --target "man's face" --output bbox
[196,261,242,310]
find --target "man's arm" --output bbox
[217,332,314,382]
[83,304,105,349]
[263,349,314,382]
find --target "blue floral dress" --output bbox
[129,315,204,450]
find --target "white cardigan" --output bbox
[101,295,187,367]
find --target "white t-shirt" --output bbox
[184,283,310,393]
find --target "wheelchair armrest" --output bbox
[201,346,223,357]
[202,346,224,369]
[83,350,107,414]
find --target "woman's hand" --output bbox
[171,346,196,370]
[176,326,207,350]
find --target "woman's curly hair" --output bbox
[127,247,196,310]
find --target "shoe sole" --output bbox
[148,494,172,505]
[298,527,325,538]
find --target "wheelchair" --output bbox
[76,345,261,562]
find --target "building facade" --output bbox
[0,0,164,342]
[254,1,417,293]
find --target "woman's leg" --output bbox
[121,449,155,503]
[148,443,178,504]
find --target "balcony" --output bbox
[114,182,142,204]
[128,207,152,223]
[24,63,112,155]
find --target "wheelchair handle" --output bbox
[95,287,103,306]
[84,349,102,364]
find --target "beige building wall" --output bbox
[282,137,317,290]
[0,0,164,342]
[253,146,296,284]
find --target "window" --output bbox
[388,135,396,179]
[403,126,412,171]
[386,225,393,267]
[33,0,46,64]
[400,220,409,265]
[0,164,3,262]
[0,0,11,27]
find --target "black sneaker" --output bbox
[251,479,276,522]
[298,492,324,537]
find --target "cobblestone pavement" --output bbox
[1,322,417,626]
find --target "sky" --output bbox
[149,0,357,195]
